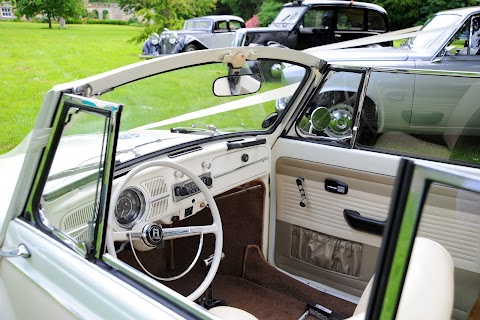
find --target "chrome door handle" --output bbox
[0,244,30,258]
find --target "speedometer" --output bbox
[115,188,146,228]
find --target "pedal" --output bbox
[298,301,345,320]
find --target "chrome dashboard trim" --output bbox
[213,156,269,179]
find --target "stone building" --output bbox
[0,1,134,22]
[0,1,13,20]
[86,2,134,21]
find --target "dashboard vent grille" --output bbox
[142,177,169,220]
[62,202,96,242]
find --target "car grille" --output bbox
[160,41,175,54]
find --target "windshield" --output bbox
[96,60,308,163]
[272,7,307,27]
[405,14,462,51]
[184,19,213,31]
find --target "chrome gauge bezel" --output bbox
[114,187,146,229]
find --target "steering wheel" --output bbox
[106,160,223,301]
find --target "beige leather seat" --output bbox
[209,306,259,320]
[348,237,454,320]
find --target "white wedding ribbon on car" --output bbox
[134,23,461,131]
[305,23,461,53]
[134,83,299,131]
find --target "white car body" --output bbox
[1,46,479,320]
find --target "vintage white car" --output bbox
[1,46,479,320]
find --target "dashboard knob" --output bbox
[202,161,212,169]
[174,171,184,178]
[241,154,249,162]
[174,186,188,196]
[202,176,213,186]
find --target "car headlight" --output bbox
[271,63,284,79]
[276,96,292,113]
[168,32,178,45]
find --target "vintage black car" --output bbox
[233,0,389,49]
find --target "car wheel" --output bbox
[185,43,198,52]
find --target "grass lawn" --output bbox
[0,21,142,154]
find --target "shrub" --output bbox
[246,15,260,28]
[86,19,128,25]
[66,18,82,25]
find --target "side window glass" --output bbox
[303,9,333,29]
[470,16,480,54]
[447,20,471,55]
[367,11,386,31]
[229,21,242,31]
[215,21,227,32]
[337,8,364,30]
[356,70,480,167]
[296,70,363,140]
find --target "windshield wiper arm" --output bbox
[170,124,218,136]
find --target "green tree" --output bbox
[219,0,262,20]
[257,0,286,27]
[373,0,478,30]
[126,0,217,44]
[14,0,84,29]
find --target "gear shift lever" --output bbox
[197,252,226,309]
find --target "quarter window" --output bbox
[367,11,386,31]
[296,69,363,140]
[337,8,364,30]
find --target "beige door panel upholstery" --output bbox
[275,157,480,273]
[274,156,480,314]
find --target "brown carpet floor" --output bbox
[119,182,356,319]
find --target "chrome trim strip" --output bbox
[330,63,480,78]
[150,192,170,203]
[213,156,269,179]
[351,69,371,147]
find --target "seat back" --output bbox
[351,237,454,320]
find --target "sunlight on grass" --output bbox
[0,21,142,154]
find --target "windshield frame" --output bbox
[272,6,308,28]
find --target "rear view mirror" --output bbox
[213,75,261,97]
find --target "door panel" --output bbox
[271,137,480,317]
[0,219,179,319]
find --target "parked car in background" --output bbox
[1,46,479,320]
[277,6,480,164]
[233,0,389,49]
[140,15,245,58]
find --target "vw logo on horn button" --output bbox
[142,223,163,247]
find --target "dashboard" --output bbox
[44,139,271,242]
